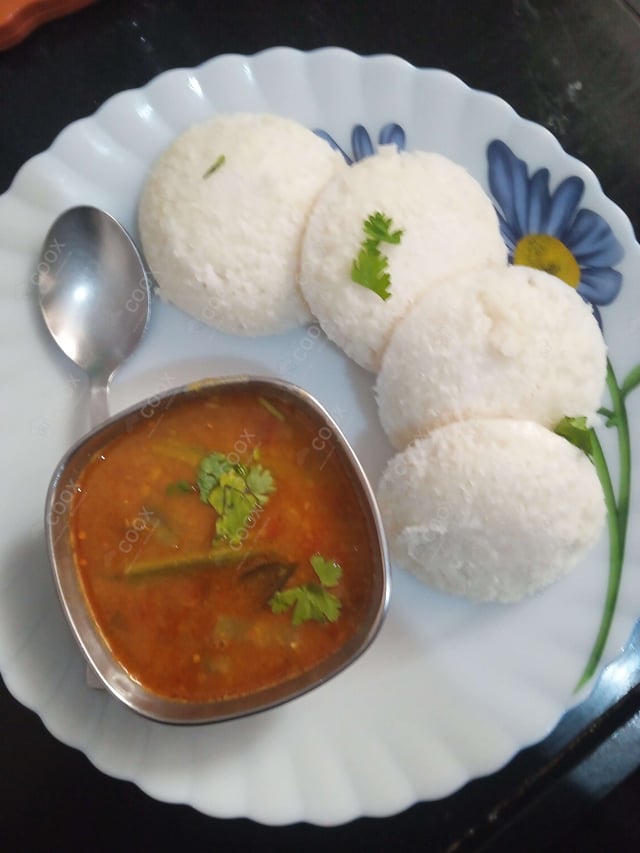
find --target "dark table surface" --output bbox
[2,1,640,850]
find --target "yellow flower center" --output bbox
[513,233,581,287]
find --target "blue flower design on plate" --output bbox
[314,123,406,164]
[485,138,640,690]
[487,139,624,306]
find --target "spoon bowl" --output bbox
[37,206,150,425]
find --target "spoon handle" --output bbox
[89,376,110,428]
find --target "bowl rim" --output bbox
[44,374,391,724]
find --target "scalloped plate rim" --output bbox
[0,47,639,826]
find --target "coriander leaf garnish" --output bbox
[270,585,341,626]
[351,211,403,301]
[245,466,275,504]
[197,451,275,544]
[202,154,226,179]
[197,451,230,499]
[269,553,342,626]
[309,554,342,586]
[352,245,392,301]
[362,211,403,246]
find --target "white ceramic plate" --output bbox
[1,47,639,826]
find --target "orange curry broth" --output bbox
[70,388,374,703]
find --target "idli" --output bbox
[299,145,507,371]
[377,419,605,602]
[376,265,607,449]
[138,113,346,335]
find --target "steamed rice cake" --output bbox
[299,145,507,371]
[138,113,346,335]
[376,265,607,449]
[377,419,605,602]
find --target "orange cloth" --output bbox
[0,0,95,50]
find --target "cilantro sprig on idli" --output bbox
[300,145,507,371]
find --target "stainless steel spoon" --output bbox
[36,206,150,427]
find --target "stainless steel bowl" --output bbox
[45,376,391,724]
